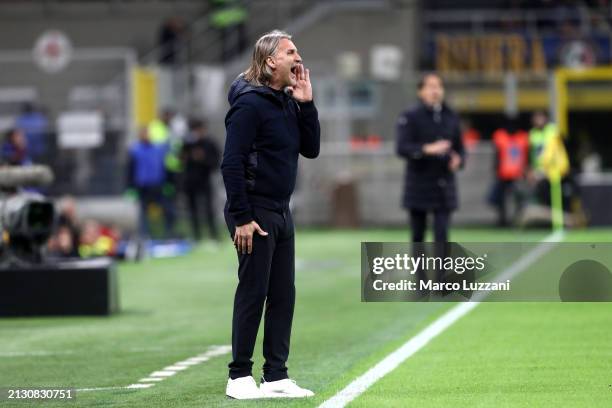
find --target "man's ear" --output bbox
[265,56,276,70]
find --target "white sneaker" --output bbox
[226,376,264,399]
[260,378,315,398]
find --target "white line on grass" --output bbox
[77,344,231,392]
[319,231,564,408]
[0,346,216,358]
[0,350,76,357]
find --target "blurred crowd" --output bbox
[2,103,49,166]
[426,0,612,37]
[126,109,221,243]
[47,196,125,259]
[0,98,588,259]
[2,103,221,261]
[462,110,580,227]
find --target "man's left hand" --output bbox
[291,64,312,102]
[449,151,462,172]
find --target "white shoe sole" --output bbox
[226,388,265,399]
[226,393,264,400]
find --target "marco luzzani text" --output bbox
[370,253,511,292]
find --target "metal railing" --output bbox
[423,7,611,35]
[140,0,398,65]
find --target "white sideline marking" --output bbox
[164,365,189,371]
[76,386,125,392]
[150,370,177,377]
[0,350,75,357]
[127,383,155,389]
[77,345,231,392]
[319,232,563,408]
[175,360,199,366]
[0,346,207,358]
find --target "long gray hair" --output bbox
[243,30,292,86]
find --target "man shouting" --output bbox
[221,30,320,399]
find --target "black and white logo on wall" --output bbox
[33,30,73,73]
[559,40,596,69]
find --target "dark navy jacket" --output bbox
[396,102,465,211]
[221,76,320,226]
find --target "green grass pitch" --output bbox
[0,227,610,407]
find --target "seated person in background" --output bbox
[47,225,79,258]
[2,128,32,166]
[78,220,117,258]
[56,196,81,251]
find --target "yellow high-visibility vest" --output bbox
[529,123,557,171]
[541,134,570,180]
[148,119,169,144]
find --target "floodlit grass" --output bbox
[351,302,612,408]
[0,227,609,407]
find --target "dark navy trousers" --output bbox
[225,205,295,382]
[409,209,451,243]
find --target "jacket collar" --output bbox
[228,75,287,106]
[418,100,448,113]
